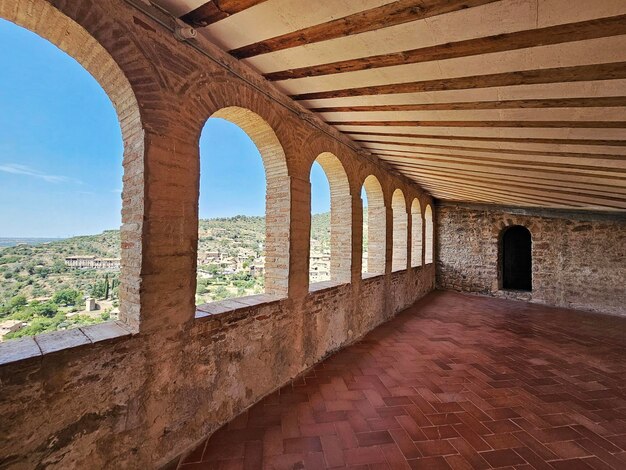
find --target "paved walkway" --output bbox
[179,291,626,469]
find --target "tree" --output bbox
[52,289,82,307]
[31,301,58,318]
[104,274,110,300]
[51,259,67,274]
[110,278,119,299]
[8,295,28,312]
[213,286,230,301]
[91,280,107,299]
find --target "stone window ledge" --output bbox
[391,268,408,274]
[195,294,283,320]
[361,272,384,281]
[0,321,132,367]
[308,279,350,294]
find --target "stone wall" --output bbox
[436,203,626,316]
[0,0,435,468]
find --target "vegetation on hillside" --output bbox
[0,231,121,340]
[1,213,336,340]
[311,211,330,251]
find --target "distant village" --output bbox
[64,256,120,270]
[197,240,331,283]
[0,215,334,340]
[0,225,334,340]
[58,238,333,286]
[61,243,331,282]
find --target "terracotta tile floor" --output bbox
[179,291,626,469]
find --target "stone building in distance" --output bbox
[64,256,120,270]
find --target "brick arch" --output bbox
[411,199,423,267]
[392,189,408,271]
[311,152,352,284]
[209,106,290,297]
[425,204,434,264]
[362,175,386,275]
[0,0,145,329]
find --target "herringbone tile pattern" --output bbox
[179,291,626,469]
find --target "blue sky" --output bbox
[0,19,330,237]
[200,119,330,218]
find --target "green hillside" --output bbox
[0,230,120,304]
[0,213,334,340]
[311,212,330,250]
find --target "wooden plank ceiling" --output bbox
[155,0,626,211]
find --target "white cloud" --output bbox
[0,163,77,184]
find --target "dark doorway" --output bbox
[502,226,532,291]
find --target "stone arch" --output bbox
[391,189,408,271]
[425,204,434,264]
[362,175,386,275]
[411,199,423,267]
[207,106,290,297]
[311,152,352,284]
[0,0,144,329]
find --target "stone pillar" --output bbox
[385,205,393,274]
[352,190,364,283]
[138,131,199,333]
[289,176,311,299]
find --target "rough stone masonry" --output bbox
[436,202,626,316]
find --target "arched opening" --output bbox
[309,153,351,286]
[501,226,532,291]
[198,107,289,303]
[391,189,408,271]
[411,199,422,267]
[362,175,386,276]
[425,205,434,264]
[0,5,141,339]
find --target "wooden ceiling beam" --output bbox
[268,14,626,80]
[403,175,625,208]
[417,184,572,207]
[372,149,626,173]
[180,0,268,27]
[438,195,576,208]
[389,165,626,201]
[428,192,579,208]
[375,153,626,180]
[355,139,626,160]
[379,155,626,187]
[385,165,626,196]
[330,120,626,128]
[346,131,626,147]
[292,62,626,100]
[392,162,626,192]
[311,97,626,112]
[412,178,597,207]
[415,181,597,207]
[230,0,498,59]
